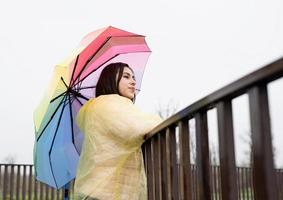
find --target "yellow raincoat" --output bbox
[74,94,162,200]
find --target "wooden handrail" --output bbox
[149,57,283,135]
[144,56,283,200]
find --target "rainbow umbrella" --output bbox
[33,26,151,189]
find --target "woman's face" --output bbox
[117,67,136,100]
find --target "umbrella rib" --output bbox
[50,91,67,103]
[48,96,70,189]
[73,54,121,87]
[70,95,75,104]
[49,76,70,103]
[73,95,84,106]
[67,95,80,154]
[36,97,66,141]
[75,92,89,101]
[72,54,118,87]
[60,77,69,89]
[72,50,150,87]
[69,54,80,86]
[75,80,84,93]
[77,85,96,90]
[70,37,111,88]
[69,89,89,101]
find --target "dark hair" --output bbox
[95,62,135,101]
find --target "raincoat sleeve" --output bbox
[88,95,162,144]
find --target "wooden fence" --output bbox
[1,164,283,200]
[142,57,283,200]
[0,164,74,200]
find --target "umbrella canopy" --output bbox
[33,26,151,189]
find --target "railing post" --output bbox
[22,165,26,200]
[153,134,162,200]
[64,183,70,200]
[39,181,44,200]
[34,172,38,200]
[217,101,238,200]
[3,165,8,200]
[168,126,180,200]
[0,165,2,189]
[195,112,211,200]
[16,165,21,200]
[160,130,169,200]
[150,139,156,200]
[165,128,173,200]
[178,120,192,200]
[9,165,14,200]
[144,140,155,200]
[45,181,49,199]
[248,85,279,200]
[28,165,32,200]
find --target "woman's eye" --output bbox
[123,76,129,79]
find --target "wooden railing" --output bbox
[0,164,74,200]
[142,57,283,200]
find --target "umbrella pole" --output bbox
[64,183,70,200]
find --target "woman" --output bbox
[74,62,162,200]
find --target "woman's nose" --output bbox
[131,79,136,86]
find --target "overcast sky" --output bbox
[0,0,283,167]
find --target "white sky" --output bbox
[0,0,283,167]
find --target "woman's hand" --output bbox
[143,133,149,141]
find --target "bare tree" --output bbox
[156,99,179,119]
[189,119,197,164]
[210,143,218,166]
[240,130,278,168]
[2,154,17,164]
[155,100,199,166]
